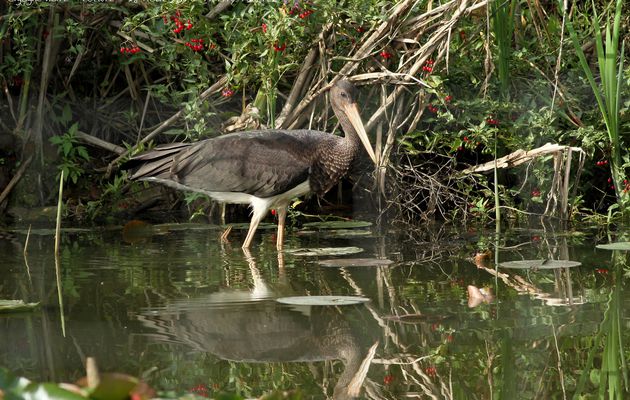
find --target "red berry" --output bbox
[273,43,286,52]
[221,88,234,97]
[380,50,392,60]
[445,95,452,102]
[383,375,394,385]
[261,23,267,33]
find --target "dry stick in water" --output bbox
[23,224,32,286]
[55,170,66,337]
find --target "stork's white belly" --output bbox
[142,177,311,210]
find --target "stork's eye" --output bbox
[340,92,348,98]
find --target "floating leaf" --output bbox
[83,373,139,400]
[301,221,372,229]
[285,247,363,256]
[320,229,373,238]
[318,258,393,267]
[22,382,86,400]
[596,242,630,250]
[277,295,370,306]
[499,259,581,269]
[0,300,40,313]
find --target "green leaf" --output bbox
[77,146,90,161]
[61,105,72,126]
[68,122,78,137]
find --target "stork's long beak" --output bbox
[343,102,378,165]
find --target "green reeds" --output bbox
[492,0,516,97]
[567,0,626,213]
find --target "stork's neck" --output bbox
[335,106,360,152]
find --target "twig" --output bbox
[105,76,227,176]
[55,170,64,257]
[0,155,33,206]
[205,0,233,19]
[23,224,32,286]
[274,32,324,128]
[75,131,125,154]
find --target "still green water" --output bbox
[0,223,628,399]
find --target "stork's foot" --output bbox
[220,225,233,242]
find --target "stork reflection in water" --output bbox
[127,80,376,249]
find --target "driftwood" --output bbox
[463,143,585,220]
[462,143,583,173]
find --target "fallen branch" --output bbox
[0,155,33,206]
[461,143,583,173]
[76,131,125,155]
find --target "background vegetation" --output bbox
[0,0,628,227]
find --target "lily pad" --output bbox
[596,242,630,251]
[285,247,363,256]
[301,220,372,229]
[499,259,581,270]
[276,295,370,306]
[318,258,394,267]
[0,300,40,313]
[320,229,373,238]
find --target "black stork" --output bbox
[126,80,377,250]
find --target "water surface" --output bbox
[0,223,628,399]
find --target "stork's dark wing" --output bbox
[129,130,334,198]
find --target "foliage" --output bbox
[0,0,628,224]
[49,122,90,185]
[567,0,627,215]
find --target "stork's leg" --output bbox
[276,206,288,251]
[242,205,267,249]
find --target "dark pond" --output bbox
[1,221,629,399]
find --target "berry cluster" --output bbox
[298,9,314,19]
[427,105,438,113]
[261,23,268,33]
[486,117,499,126]
[184,38,204,52]
[120,46,141,55]
[595,159,608,166]
[169,11,192,34]
[189,384,209,398]
[383,375,394,385]
[445,95,452,102]
[422,59,434,73]
[380,50,393,60]
[221,88,234,97]
[531,188,541,197]
[424,365,437,378]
